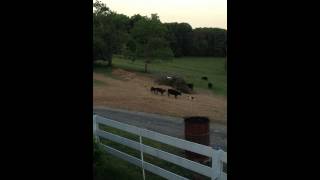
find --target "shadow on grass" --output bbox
[93,62,112,75]
[93,79,107,86]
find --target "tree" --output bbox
[123,37,137,62]
[164,23,193,57]
[93,0,228,65]
[164,23,182,57]
[177,23,193,56]
[93,1,129,66]
[93,0,109,16]
[130,14,173,72]
[93,1,113,65]
[129,14,144,30]
[190,28,227,57]
[109,13,130,55]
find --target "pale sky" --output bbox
[99,0,227,29]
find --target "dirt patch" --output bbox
[94,69,227,123]
[111,68,137,80]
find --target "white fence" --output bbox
[93,115,227,180]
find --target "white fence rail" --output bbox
[93,115,227,180]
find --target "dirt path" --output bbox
[94,68,227,123]
[94,106,227,151]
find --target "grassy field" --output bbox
[93,79,107,86]
[96,56,227,96]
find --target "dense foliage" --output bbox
[93,1,227,69]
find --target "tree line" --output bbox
[93,1,227,71]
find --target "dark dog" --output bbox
[208,82,213,89]
[168,89,182,99]
[201,76,208,80]
[187,95,195,100]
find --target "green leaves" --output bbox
[93,1,130,65]
[93,0,227,68]
[130,15,173,62]
[93,0,110,16]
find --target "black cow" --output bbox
[201,76,208,80]
[168,89,182,99]
[150,87,156,93]
[155,88,166,95]
[187,83,194,90]
[208,82,213,89]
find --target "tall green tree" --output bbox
[191,28,227,57]
[164,23,193,57]
[93,1,113,65]
[123,37,137,62]
[93,1,227,65]
[109,13,130,55]
[130,14,173,72]
[93,1,129,66]
[164,23,182,57]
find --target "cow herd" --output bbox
[150,87,166,95]
[150,87,183,99]
[149,76,213,100]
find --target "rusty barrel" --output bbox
[184,116,210,163]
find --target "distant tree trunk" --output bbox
[106,54,112,67]
[107,59,112,67]
[144,59,151,73]
[131,56,136,63]
[144,63,148,73]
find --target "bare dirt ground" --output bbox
[94,68,227,123]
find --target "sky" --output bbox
[99,0,227,29]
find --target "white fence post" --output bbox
[93,114,100,142]
[139,135,146,180]
[218,149,225,180]
[211,149,222,180]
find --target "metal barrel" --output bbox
[184,116,210,163]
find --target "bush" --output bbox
[93,139,105,180]
[155,74,193,94]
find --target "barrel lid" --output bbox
[184,116,209,123]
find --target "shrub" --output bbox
[155,74,193,94]
[93,139,105,180]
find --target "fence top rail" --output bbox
[95,115,214,157]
